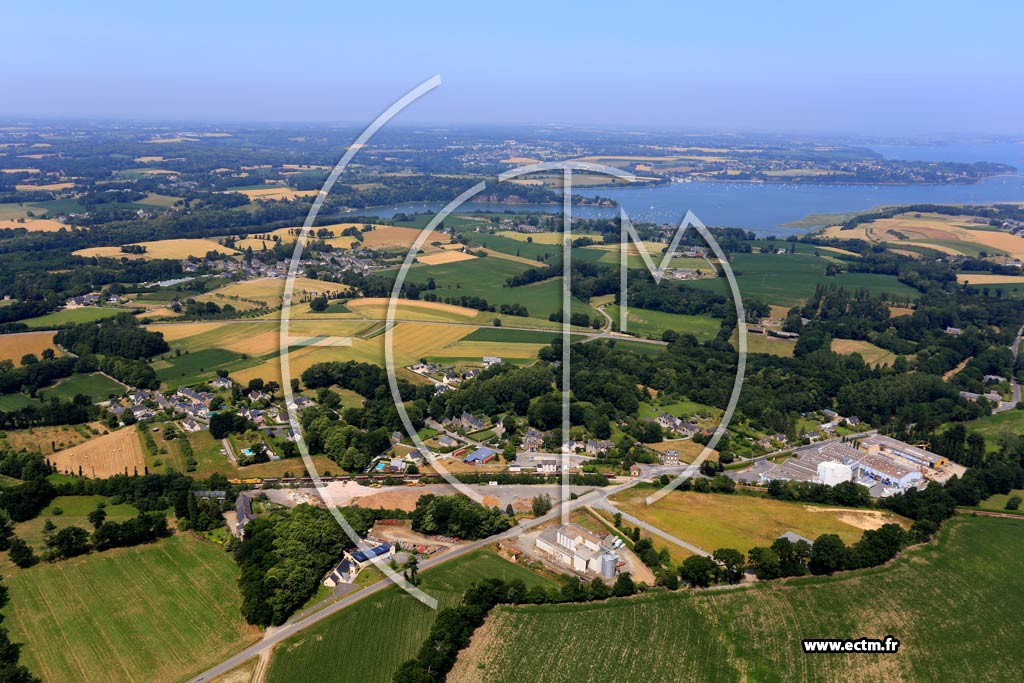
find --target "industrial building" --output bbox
[733,432,951,495]
[535,523,619,578]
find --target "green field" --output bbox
[463,327,577,344]
[394,256,597,321]
[687,252,919,307]
[11,495,139,556]
[464,232,561,260]
[37,372,124,403]
[452,516,1024,683]
[3,533,257,683]
[962,409,1024,448]
[638,398,723,420]
[265,550,553,683]
[21,306,134,328]
[152,347,247,386]
[0,393,38,410]
[606,304,720,341]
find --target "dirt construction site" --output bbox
[262,482,601,513]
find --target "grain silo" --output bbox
[601,552,617,579]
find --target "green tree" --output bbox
[611,572,635,597]
[679,555,716,588]
[712,548,746,584]
[809,534,847,575]
[7,537,36,568]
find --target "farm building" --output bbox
[347,542,393,567]
[464,447,498,464]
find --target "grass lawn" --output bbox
[975,488,1024,513]
[21,307,134,329]
[37,372,124,403]
[612,489,909,552]
[962,409,1024,448]
[3,533,258,683]
[453,517,1024,683]
[605,304,720,341]
[264,549,553,683]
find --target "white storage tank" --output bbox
[817,461,853,486]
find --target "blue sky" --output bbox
[5,1,1023,134]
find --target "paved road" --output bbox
[591,496,711,557]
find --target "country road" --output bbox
[992,323,1024,413]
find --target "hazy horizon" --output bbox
[6,1,1024,136]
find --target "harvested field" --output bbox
[416,250,478,265]
[14,181,75,191]
[74,238,238,260]
[0,218,70,232]
[0,331,59,363]
[346,297,480,322]
[824,212,1024,259]
[496,230,564,244]
[48,428,146,478]
[230,186,318,201]
[956,273,1024,285]
[359,225,425,249]
[199,276,348,310]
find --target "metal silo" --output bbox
[601,552,617,579]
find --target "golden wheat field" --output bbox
[346,298,481,323]
[0,331,60,363]
[196,277,349,311]
[416,251,477,265]
[233,186,318,201]
[823,212,1024,258]
[359,225,428,249]
[15,181,75,192]
[0,218,70,232]
[49,428,146,478]
[74,238,237,260]
[955,273,1024,285]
